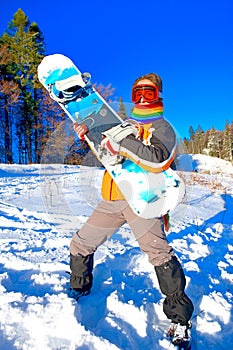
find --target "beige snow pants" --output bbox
[70,199,174,266]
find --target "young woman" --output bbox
[70,73,194,346]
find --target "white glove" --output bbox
[102,121,138,143]
[101,137,120,155]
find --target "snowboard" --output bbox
[37,54,185,219]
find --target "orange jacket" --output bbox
[101,170,124,200]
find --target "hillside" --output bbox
[0,154,232,349]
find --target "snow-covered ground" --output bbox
[0,154,232,350]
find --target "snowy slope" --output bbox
[0,154,232,350]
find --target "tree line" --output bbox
[0,9,114,165]
[0,9,68,164]
[0,9,232,165]
[183,123,233,161]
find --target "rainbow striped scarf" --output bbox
[132,101,164,123]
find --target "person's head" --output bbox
[131,73,162,105]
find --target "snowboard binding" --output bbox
[48,72,92,104]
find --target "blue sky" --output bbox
[1,0,232,138]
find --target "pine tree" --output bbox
[187,125,195,153]
[194,125,205,154]
[207,127,220,157]
[0,43,20,163]
[118,97,128,120]
[0,9,45,163]
[222,120,233,161]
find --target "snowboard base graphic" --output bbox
[38,54,185,218]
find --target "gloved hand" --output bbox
[74,122,88,140]
[101,121,138,155]
[101,137,120,155]
[102,121,138,142]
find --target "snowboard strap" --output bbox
[49,80,93,103]
[56,75,85,91]
[55,72,91,90]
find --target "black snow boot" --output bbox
[154,256,194,324]
[70,253,94,298]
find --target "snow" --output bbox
[0,154,232,349]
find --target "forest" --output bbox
[0,9,233,165]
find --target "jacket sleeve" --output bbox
[119,119,177,173]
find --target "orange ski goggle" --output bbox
[132,84,160,103]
